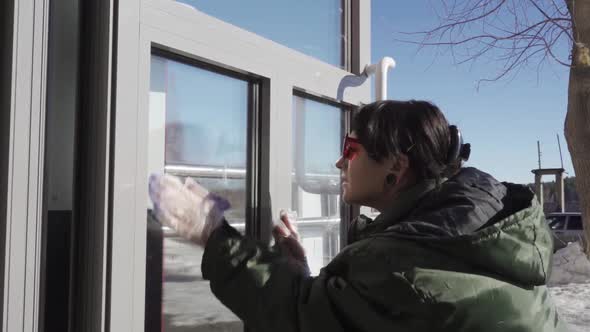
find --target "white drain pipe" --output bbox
[363,57,396,101]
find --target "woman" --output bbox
[149,100,566,331]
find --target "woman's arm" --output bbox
[202,221,428,332]
[202,221,348,331]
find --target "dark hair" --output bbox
[352,100,458,182]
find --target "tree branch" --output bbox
[396,0,574,84]
[528,0,573,41]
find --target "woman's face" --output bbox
[335,132,393,207]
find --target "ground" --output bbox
[549,283,590,332]
[547,242,590,332]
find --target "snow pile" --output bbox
[547,242,590,332]
[548,283,590,332]
[549,242,590,286]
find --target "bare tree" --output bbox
[400,0,590,255]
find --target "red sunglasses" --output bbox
[342,135,361,160]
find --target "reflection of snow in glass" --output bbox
[163,236,243,331]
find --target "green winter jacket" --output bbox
[202,167,568,331]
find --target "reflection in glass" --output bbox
[548,217,566,230]
[568,216,583,230]
[291,95,343,275]
[148,54,246,332]
[177,0,344,67]
[152,55,248,168]
[171,176,247,228]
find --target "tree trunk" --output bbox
[565,0,590,256]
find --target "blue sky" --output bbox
[372,0,573,184]
[174,0,573,184]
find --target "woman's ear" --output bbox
[387,154,413,188]
[389,153,409,175]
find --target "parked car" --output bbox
[546,212,586,251]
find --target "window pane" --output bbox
[148,54,246,331]
[567,216,583,230]
[153,55,249,168]
[291,95,343,275]
[177,0,344,67]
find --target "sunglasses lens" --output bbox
[342,136,359,160]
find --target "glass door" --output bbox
[107,1,371,331]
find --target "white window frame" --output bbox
[109,0,371,330]
[1,0,50,331]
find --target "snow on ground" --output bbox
[548,242,590,332]
[549,282,590,332]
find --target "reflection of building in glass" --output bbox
[166,121,220,166]
[290,94,345,275]
[165,121,185,164]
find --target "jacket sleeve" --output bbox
[201,221,419,332]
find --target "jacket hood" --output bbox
[360,168,554,286]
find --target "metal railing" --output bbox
[165,164,340,192]
[165,164,246,179]
[163,164,343,261]
[161,216,341,234]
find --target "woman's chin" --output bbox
[343,191,369,206]
[342,186,364,205]
[342,192,356,205]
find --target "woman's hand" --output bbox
[148,173,230,247]
[272,211,309,274]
